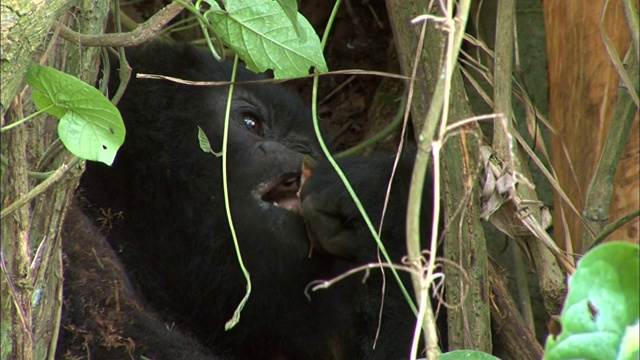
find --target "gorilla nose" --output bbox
[260,173,302,213]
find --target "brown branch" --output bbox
[489,261,544,360]
[59,0,192,47]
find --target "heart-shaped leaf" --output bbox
[27,64,125,165]
[205,0,327,79]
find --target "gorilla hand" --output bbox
[300,154,421,263]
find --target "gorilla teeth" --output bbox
[259,172,302,214]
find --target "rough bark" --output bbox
[1,0,73,116]
[0,1,109,359]
[385,0,492,353]
[489,262,544,360]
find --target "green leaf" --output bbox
[205,0,327,79]
[274,0,299,32]
[439,350,501,359]
[26,64,125,165]
[619,321,639,360]
[197,126,222,156]
[544,241,640,360]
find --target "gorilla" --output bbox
[58,42,437,360]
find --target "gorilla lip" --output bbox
[259,172,302,214]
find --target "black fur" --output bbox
[60,205,219,359]
[59,43,436,359]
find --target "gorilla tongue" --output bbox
[261,173,301,214]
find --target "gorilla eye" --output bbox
[241,112,262,134]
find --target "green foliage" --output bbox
[439,350,500,359]
[26,64,125,165]
[273,0,300,33]
[620,321,640,360]
[197,126,221,156]
[544,241,640,360]
[203,0,327,78]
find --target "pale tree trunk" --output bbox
[0,1,109,359]
[544,0,639,255]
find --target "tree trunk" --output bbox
[544,0,639,254]
[385,0,493,353]
[0,1,109,359]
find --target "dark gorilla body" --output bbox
[59,43,435,359]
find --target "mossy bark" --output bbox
[1,1,109,359]
[385,0,492,353]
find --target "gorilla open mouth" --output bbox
[260,172,301,214]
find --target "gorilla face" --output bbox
[200,83,324,274]
[211,84,319,215]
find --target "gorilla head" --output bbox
[71,43,433,360]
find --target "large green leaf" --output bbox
[27,64,125,165]
[205,0,327,79]
[544,241,640,360]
